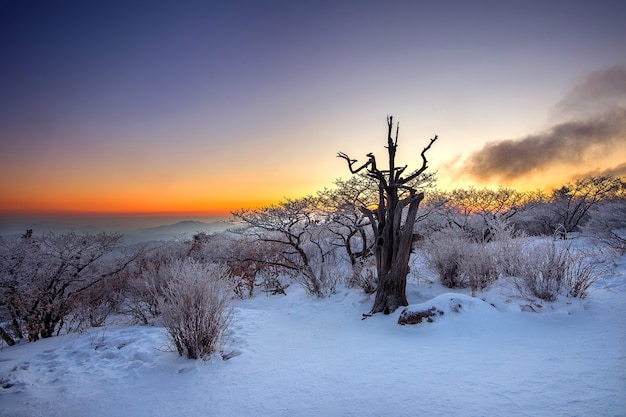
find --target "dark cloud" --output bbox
[459,66,626,183]
[555,65,626,115]
[575,161,626,179]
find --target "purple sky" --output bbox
[1,0,625,215]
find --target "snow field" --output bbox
[1,256,625,417]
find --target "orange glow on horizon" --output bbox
[0,180,319,217]
[0,208,234,217]
[0,199,277,217]
[4,165,621,217]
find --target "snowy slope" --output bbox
[1,256,625,417]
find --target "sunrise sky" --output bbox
[1,0,625,218]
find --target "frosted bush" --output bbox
[513,240,568,302]
[528,270,561,301]
[423,230,469,288]
[124,249,178,325]
[563,250,604,299]
[489,235,527,278]
[256,266,290,296]
[458,243,499,295]
[354,265,377,294]
[413,220,602,302]
[423,228,498,291]
[156,259,233,360]
[459,221,525,294]
[347,257,377,294]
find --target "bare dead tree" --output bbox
[338,116,437,314]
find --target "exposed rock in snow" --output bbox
[398,293,496,325]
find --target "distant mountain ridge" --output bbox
[122,220,231,243]
[0,218,233,244]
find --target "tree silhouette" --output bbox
[338,116,437,314]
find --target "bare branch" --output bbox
[337,152,372,174]
[394,165,408,182]
[395,121,399,147]
[401,135,438,184]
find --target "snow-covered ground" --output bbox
[1,253,625,417]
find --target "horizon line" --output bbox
[0,210,235,218]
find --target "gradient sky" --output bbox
[1,0,625,216]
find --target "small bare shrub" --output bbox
[514,240,568,302]
[423,230,469,288]
[156,259,233,360]
[69,274,127,331]
[295,267,325,297]
[345,255,378,294]
[228,258,257,299]
[489,235,528,278]
[123,247,177,325]
[526,270,561,302]
[258,267,290,296]
[348,260,377,294]
[563,250,604,299]
[458,243,499,295]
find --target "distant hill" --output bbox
[0,217,236,244]
[122,220,231,243]
[0,220,106,236]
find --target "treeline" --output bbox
[1,174,624,356]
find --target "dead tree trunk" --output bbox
[338,116,437,314]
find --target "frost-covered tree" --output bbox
[583,198,626,254]
[317,176,378,291]
[232,196,335,297]
[437,186,527,241]
[0,231,135,342]
[546,175,624,237]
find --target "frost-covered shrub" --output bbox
[514,240,568,302]
[422,222,601,302]
[460,220,527,294]
[494,237,605,302]
[348,259,377,294]
[292,261,343,297]
[68,274,127,331]
[317,264,343,295]
[156,259,233,360]
[257,267,291,296]
[525,269,562,302]
[423,230,469,288]
[512,239,605,301]
[424,227,502,291]
[488,236,526,278]
[562,250,604,299]
[486,223,528,278]
[123,247,178,325]
[458,243,499,295]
